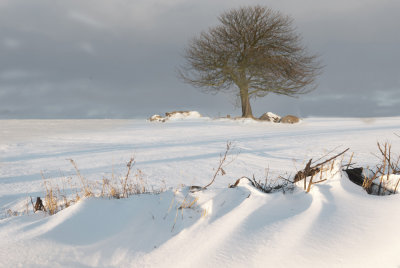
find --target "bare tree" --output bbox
[179,6,322,118]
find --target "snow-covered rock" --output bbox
[166,110,202,120]
[149,111,202,122]
[149,114,165,122]
[259,112,281,122]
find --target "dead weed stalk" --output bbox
[34,156,160,215]
[203,141,235,189]
[362,142,400,195]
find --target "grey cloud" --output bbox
[0,0,399,119]
[68,11,108,30]
[3,38,21,49]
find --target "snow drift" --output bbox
[2,169,400,267]
[1,117,400,267]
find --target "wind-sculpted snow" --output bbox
[1,175,400,267]
[0,118,400,267]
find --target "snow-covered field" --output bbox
[1,117,400,267]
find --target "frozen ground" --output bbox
[0,117,400,267]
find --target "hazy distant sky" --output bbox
[0,0,399,118]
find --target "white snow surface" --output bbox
[1,117,400,267]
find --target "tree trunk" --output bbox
[239,86,253,118]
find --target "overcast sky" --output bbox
[0,0,399,119]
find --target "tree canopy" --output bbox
[179,5,322,118]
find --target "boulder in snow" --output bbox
[259,112,281,123]
[280,115,300,124]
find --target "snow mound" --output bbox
[2,169,400,267]
[149,111,203,122]
[166,110,202,120]
[149,114,165,122]
[259,112,281,122]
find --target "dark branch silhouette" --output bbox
[179,5,322,118]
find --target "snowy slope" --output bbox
[0,117,400,267]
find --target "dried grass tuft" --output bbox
[33,156,162,216]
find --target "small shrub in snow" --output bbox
[293,148,349,192]
[229,149,349,194]
[230,175,295,194]
[361,142,400,195]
